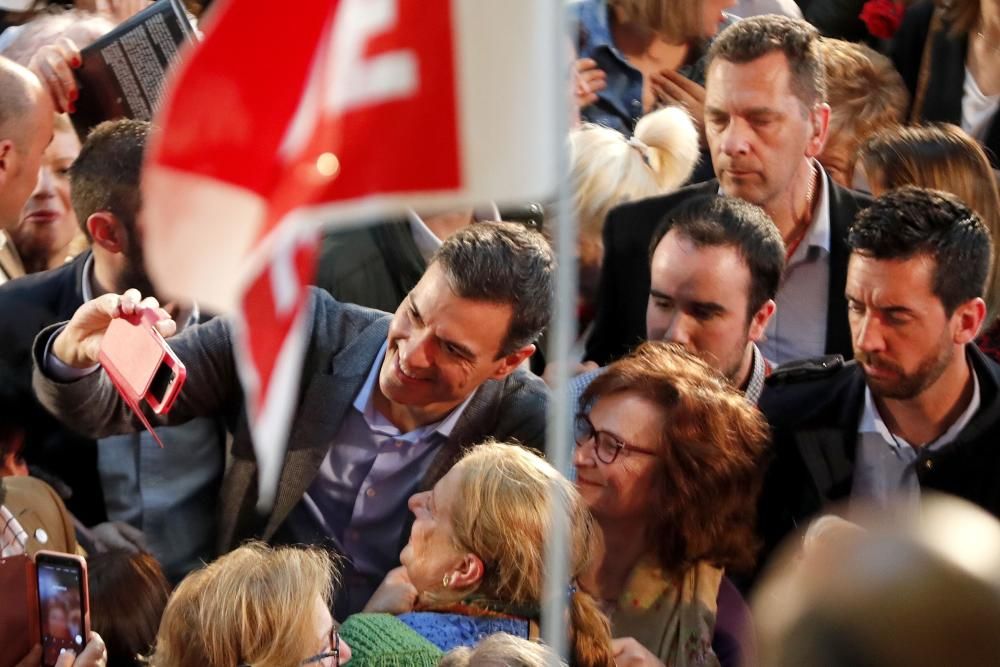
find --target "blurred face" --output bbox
[305,595,351,666]
[818,134,857,189]
[705,52,826,210]
[12,124,81,267]
[646,230,771,383]
[400,466,468,595]
[573,392,662,522]
[847,253,959,399]
[1,94,54,230]
[702,0,737,37]
[379,262,529,417]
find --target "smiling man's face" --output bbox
[378,261,527,421]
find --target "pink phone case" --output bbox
[98,308,187,446]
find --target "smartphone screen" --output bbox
[36,556,87,666]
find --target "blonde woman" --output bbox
[342,442,614,667]
[858,122,1000,361]
[571,104,700,329]
[571,0,738,136]
[149,543,351,667]
[816,38,908,189]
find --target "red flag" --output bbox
[143,0,560,509]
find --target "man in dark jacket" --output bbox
[758,187,1000,561]
[33,221,552,616]
[585,15,872,366]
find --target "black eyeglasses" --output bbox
[300,625,340,666]
[574,413,659,464]
[237,626,339,667]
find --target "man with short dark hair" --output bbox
[585,15,872,367]
[0,119,225,582]
[33,221,553,615]
[572,195,784,406]
[758,187,1000,558]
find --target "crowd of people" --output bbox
[3,0,1000,666]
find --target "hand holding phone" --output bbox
[98,304,187,416]
[35,552,90,667]
[53,289,176,370]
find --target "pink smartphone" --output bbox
[98,307,187,414]
[35,551,90,667]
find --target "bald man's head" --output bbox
[0,55,53,230]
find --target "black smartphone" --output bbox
[35,551,90,667]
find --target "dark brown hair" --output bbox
[582,342,770,576]
[88,551,171,667]
[707,15,827,109]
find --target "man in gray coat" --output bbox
[33,221,552,615]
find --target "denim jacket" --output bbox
[569,0,732,135]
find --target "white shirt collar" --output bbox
[717,160,832,260]
[860,361,982,452]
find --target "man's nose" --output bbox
[661,312,694,347]
[719,118,751,156]
[854,313,885,353]
[402,332,433,369]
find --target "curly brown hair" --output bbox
[582,341,770,576]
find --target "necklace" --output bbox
[785,164,818,261]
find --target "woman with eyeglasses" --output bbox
[148,542,351,667]
[339,441,615,667]
[574,342,769,667]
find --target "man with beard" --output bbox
[756,187,1000,564]
[0,120,224,582]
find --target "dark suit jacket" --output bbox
[314,219,426,315]
[0,252,106,526]
[892,1,1000,167]
[757,346,1000,563]
[32,289,550,554]
[583,175,873,365]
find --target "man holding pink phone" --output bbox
[33,221,552,618]
[0,120,223,582]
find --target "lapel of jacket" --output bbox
[824,177,857,358]
[263,314,392,538]
[416,378,505,494]
[792,368,867,506]
[391,377,506,556]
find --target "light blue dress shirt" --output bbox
[289,342,474,582]
[852,371,981,511]
[757,164,832,365]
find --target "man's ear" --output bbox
[490,344,536,380]
[953,297,987,344]
[86,212,125,253]
[448,553,485,590]
[805,102,831,158]
[748,299,777,343]
[0,139,16,185]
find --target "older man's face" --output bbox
[1,90,53,230]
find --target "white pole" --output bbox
[541,0,577,662]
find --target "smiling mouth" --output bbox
[395,355,428,383]
[575,476,603,487]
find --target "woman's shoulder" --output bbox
[398,611,531,653]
